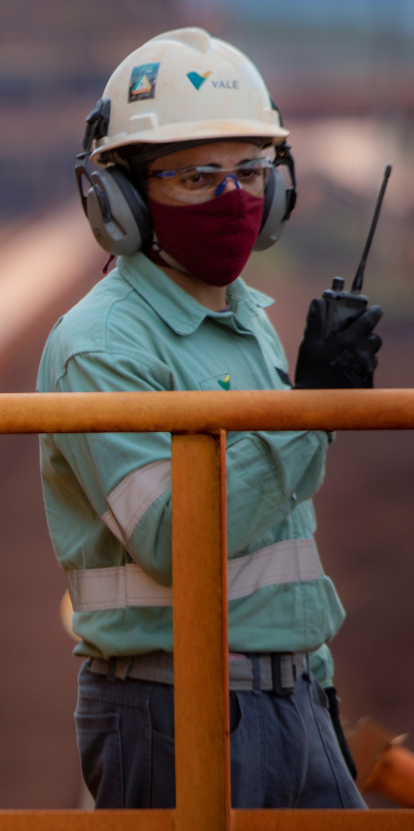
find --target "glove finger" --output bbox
[358,348,378,371]
[350,305,383,336]
[357,350,378,385]
[303,298,326,338]
[367,332,382,354]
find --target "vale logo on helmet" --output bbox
[187,71,239,91]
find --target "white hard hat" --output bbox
[91,27,289,164]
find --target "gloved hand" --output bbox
[325,686,358,781]
[294,298,383,389]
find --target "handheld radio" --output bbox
[322,164,392,339]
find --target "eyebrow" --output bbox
[189,156,261,169]
[149,156,263,174]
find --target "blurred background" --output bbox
[1,0,413,810]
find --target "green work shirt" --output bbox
[37,252,344,685]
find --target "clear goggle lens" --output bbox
[146,158,273,203]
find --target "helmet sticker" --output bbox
[186,71,211,90]
[128,63,160,102]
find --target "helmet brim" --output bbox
[91,120,289,165]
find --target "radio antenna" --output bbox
[352,164,392,292]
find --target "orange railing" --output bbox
[0,389,414,830]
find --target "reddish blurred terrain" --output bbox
[0,216,101,809]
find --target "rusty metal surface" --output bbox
[231,809,414,829]
[0,809,413,830]
[0,811,173,830]
[0,389,414,433]
[172,433,231,831]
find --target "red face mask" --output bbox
[147,190,264,287]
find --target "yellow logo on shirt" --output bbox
[218,374,231,391]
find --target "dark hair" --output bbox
[113,146,150,196]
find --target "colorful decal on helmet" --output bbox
[186,71,212,91]
[128,63,160,102]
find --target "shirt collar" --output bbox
[118,252,274,336]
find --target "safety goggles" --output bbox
[142,157,273,203]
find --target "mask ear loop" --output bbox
[214,174,241,197]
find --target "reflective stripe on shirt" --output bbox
[67,562,172,610]
[227,538,323,600]
[102,459,171,546]
[66,538,324,612]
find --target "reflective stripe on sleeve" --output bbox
[102,459,171,546]
[67,563,173,610]
[227,538,323,601]
[66,538,323,612]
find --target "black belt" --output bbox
[88,651,308,694]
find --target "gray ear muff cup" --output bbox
[85,166,152,255]
[254,167,288,252]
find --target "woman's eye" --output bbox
[238,167,260,181]
[179,171,212,189]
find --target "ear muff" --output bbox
[83,165,153,255]
[254,99,297,252]
[254,142,297,252]
[75,97,153,255]
[254,167,288,251]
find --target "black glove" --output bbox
[325,686,357,781]
[294,298,383,389]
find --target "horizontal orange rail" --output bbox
[0,809,413,830]
[0,813,172,831]
[0,389,413,432]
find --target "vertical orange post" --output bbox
[172,431,231,831]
